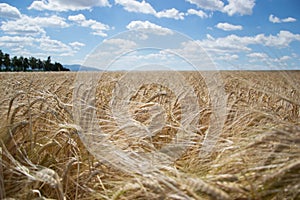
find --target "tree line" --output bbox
[0,50,69,72]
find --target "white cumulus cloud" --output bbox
[1,15,69,36]
[269,14,297,23]
[186,0,255,16]
[156,8,185,20]
[185,0,224,11]
[0,3,21,19]
[38,36,73,54]
[1,22,45,36]
[186,9,208,18]
[223,0,255,16]
[126,20,173,35]
[216,22,243,31]
[247,52,268,59]
[282,17,297,23]
[269,15,280,23]
[0,35,35,48]
[69,41,85,50]
[219,53,239,61]
[115,0,156,14]
[115,0,184,20]
[68,14,110,37]
[247,52,292,66]
[257,30,300,48]
[28,0,111,12]
[103,38,137,49]
[277,55,291,61]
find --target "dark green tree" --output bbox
[0,50,3,71]
[29,57,37,70]
[54,62,62,71]
[37,59,44,70]
[44,56,52,71]
[4,53,11,71]
[11,56,19,71]
[23,57,29,71]
[17,56,24,71]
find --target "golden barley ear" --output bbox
[111,182,141,200]
[34,168,65,200]
[7,91,26,121]
[182,177,230,200]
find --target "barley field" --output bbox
[0,71,299,200]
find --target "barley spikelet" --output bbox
[111,183,140,200]
[34,168,58,187]
[263,159,300,183]
[9,104,27,124]
[34,168,65,200]
[215,181,248,194]
[7,91,26,120]
[62,157,77,185]
[85,169,101,183]
[166,193,190,200]
[141,178,163,193]
[183,177,230,200]
[207,174,238,182]
[37,140,59,154]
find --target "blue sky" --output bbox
[0,0,299,70]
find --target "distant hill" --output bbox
[64,64,101,71]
